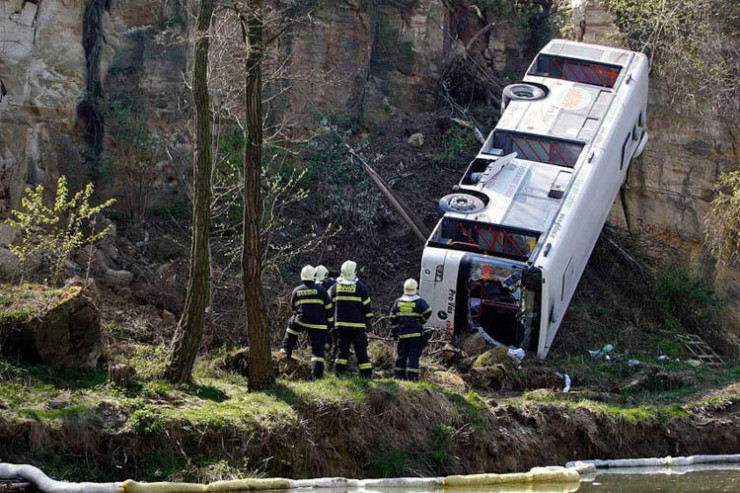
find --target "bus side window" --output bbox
[620,133,631,170]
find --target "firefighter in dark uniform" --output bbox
[279,265,334,378]
[328,260,373,378]
[390,278,432,381]
[315,265,338,368]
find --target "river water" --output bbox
[293,467,739,492]
[578,467,740,492]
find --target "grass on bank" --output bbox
[0,349,737,482]
[1,345,737,428]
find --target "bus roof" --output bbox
[439,40,640,248]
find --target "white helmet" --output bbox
[404,278,418,295]
[339,260,357,283]
[315,265,329,282]
[301,265,316,281]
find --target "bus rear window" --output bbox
[431,218,539,261]
[484,131,584,168]
[528,54,622,88]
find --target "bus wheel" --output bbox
[502,83,547,110]
[439,193,486,214]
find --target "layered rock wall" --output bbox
[573,0,739,321]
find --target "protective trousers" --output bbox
[395,337,423,381]
[280,319,301,358]
[297,328,324,378]
[326,330,339,371]
[334,330,372,378]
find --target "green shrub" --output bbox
[426,423,454,468]
[5,177,114,285]
[705,170,740,267]
[654,267,718,332]
[127,404,165,435]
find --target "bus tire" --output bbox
[502,83,546,106]
[438,193,486,214]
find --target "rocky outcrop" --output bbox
[0,0,186,217]
[0,285,102,369]
[285,0,530,127]
[573,0,739,323]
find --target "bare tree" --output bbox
[238,0,274,390]
[164,0,215,383]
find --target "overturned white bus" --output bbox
[420,40,649,359]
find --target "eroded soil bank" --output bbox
[0,368,737,483]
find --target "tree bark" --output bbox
[241,0,274,391]
[164,0,214,383]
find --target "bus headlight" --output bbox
[435,265,444,282]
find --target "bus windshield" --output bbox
[429,218,540,261]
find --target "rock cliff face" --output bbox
[285,0,530,127]
[573,0,738,320]
[0,0,186,218]
[0,0,736,316]
[1,0,531,219]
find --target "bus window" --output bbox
[529,54,622,89]
[484,131,584,168]
[431,218,540,261]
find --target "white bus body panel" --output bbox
[532,47,649,358]
[420,243,464,334]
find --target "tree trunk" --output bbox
[241,0,274,391]
[164,0,214,383]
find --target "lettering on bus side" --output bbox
[445,288,456,334]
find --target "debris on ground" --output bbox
[588,344,614,361]
[555,371,571,393]
[508,347,526,360]
[408,133,424,147]
[427,370,468,393]
[368,340,394,369]
[108,363,137,387]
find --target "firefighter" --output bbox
[315,265,335,291]
[315,265,338,369]
[390,278,432,381]
[328,260,373,378]
[279,265,334,378]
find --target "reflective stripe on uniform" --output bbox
[365,312,374,318]
[327,317,334,323]
[294,299,325,306]
[358,363,372,370]
[333,296,363,302]
[399,332,422,339]
[325,303,333,309]
[395,366,406,371]
[398,312,421,317]
[423,307,432,313]
[295,320,328,330]
[335,358,348,365]
[286,328,300,336]
[406,367,420,373]
[336,321,366,328]
[311,357,326,363]
[363,298,371,305]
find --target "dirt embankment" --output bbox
[0,380,737,482]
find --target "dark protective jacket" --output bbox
[389,294,432,338]
[320,278,337,292]
[328,280,373,330]
[291,281,333,330]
